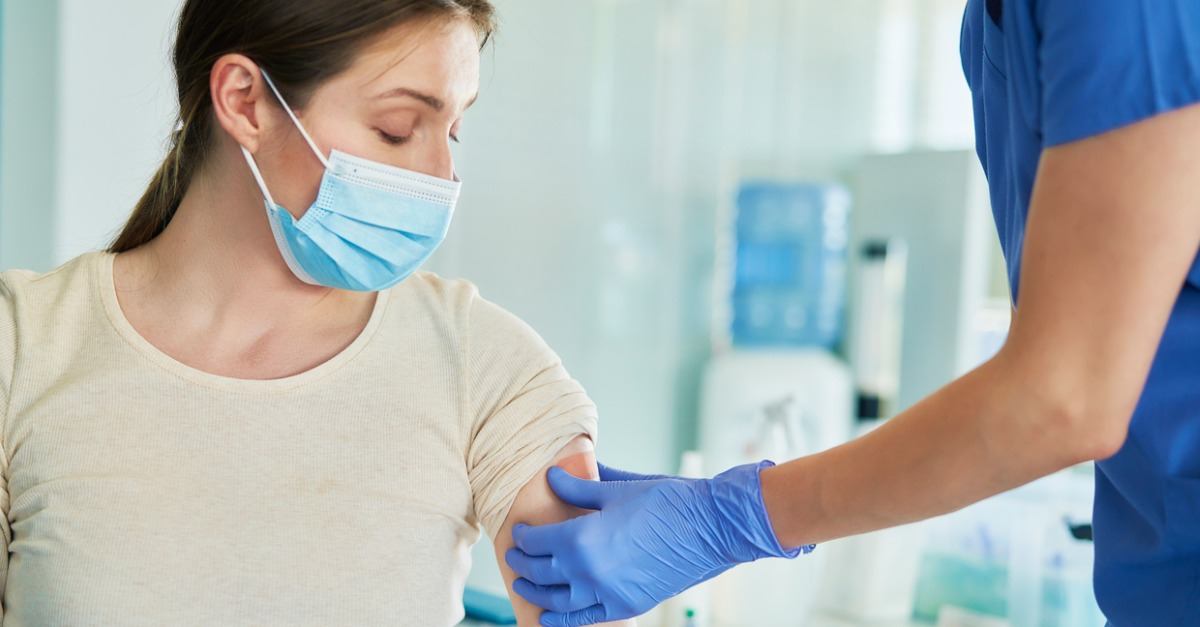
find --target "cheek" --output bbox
[266,132,328,217]
[275,114,372,211]
[300,111,368,160]
[327,121,403,167]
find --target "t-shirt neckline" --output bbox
[92,251,390,392]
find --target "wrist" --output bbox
[708,461,814,563]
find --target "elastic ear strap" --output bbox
[240,146,277,209]
[259,68,331,169]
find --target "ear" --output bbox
[209,53,273,154]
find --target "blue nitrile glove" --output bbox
[505,461,814,627]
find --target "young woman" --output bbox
[0,1,625,625]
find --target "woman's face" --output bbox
[261,17,481,214]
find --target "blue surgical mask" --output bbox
[240,69,460,292]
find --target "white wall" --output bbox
[53,0,181,262]
[0,0,181,271]
[0,0,59,271]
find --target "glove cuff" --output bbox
[709,460,816,563]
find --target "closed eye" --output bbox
[375,128,410,146]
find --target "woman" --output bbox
[509,1,1200,625]
[0,1,624,625]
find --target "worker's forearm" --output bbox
[761,350,1096,548]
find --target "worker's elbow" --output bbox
[1076,421,1129,463]
[1051,399,1132,464]
[1002,345,1138,465]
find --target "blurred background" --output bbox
[0,0,1101,625]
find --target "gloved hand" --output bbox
[505,461,814,627]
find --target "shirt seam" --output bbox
[983,46,1007,79]
[981,2,1007,79]
[459,285,476,521]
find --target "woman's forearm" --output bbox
[761,349,1106,548]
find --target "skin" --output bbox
[761,102,1200,547]
[497,438,632,626]
[110,16,619,626]
[115,18,480,379]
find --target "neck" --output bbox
[122,150,371,328]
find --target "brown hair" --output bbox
[109,0,495,253]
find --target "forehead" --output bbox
[332,17,482,109]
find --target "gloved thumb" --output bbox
[540,604,609,627]
[547,466,621,510]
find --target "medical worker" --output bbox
[508,1,1200,625]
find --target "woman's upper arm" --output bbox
[462,286,600,538]
[1005,102,1200,457]
[491,435,634,627]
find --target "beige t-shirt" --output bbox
[0,252,598,626]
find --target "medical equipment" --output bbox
[697,349,852,625]
[462,587,517,625]
[730,182,850,348]
[698,350,853,474]
[815,514,927,623]
[850,238,908,421]
[910,470,1103,626]
[848,150,1000,412]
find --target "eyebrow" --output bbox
[376,87,479,112]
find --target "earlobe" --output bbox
[209,54,264,153]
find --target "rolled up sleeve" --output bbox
[462,290,598,540]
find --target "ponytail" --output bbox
[108,125,193,253]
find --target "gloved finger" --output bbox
[513,579,593,614]
[547,466,624,510]
[513,521,570,557]
[598,462,670,482]
[539,604,609,627]
[505,548,567,585]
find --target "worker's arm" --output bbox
[494,435,634,627]
[763,100,1200,545]
[506,102,1200,626]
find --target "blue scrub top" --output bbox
[960,1,1200,624]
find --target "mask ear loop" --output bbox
[240,146,277,208]
[258,68,332,170]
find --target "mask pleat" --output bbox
[319,175,452,238]
[245,100,457,291]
